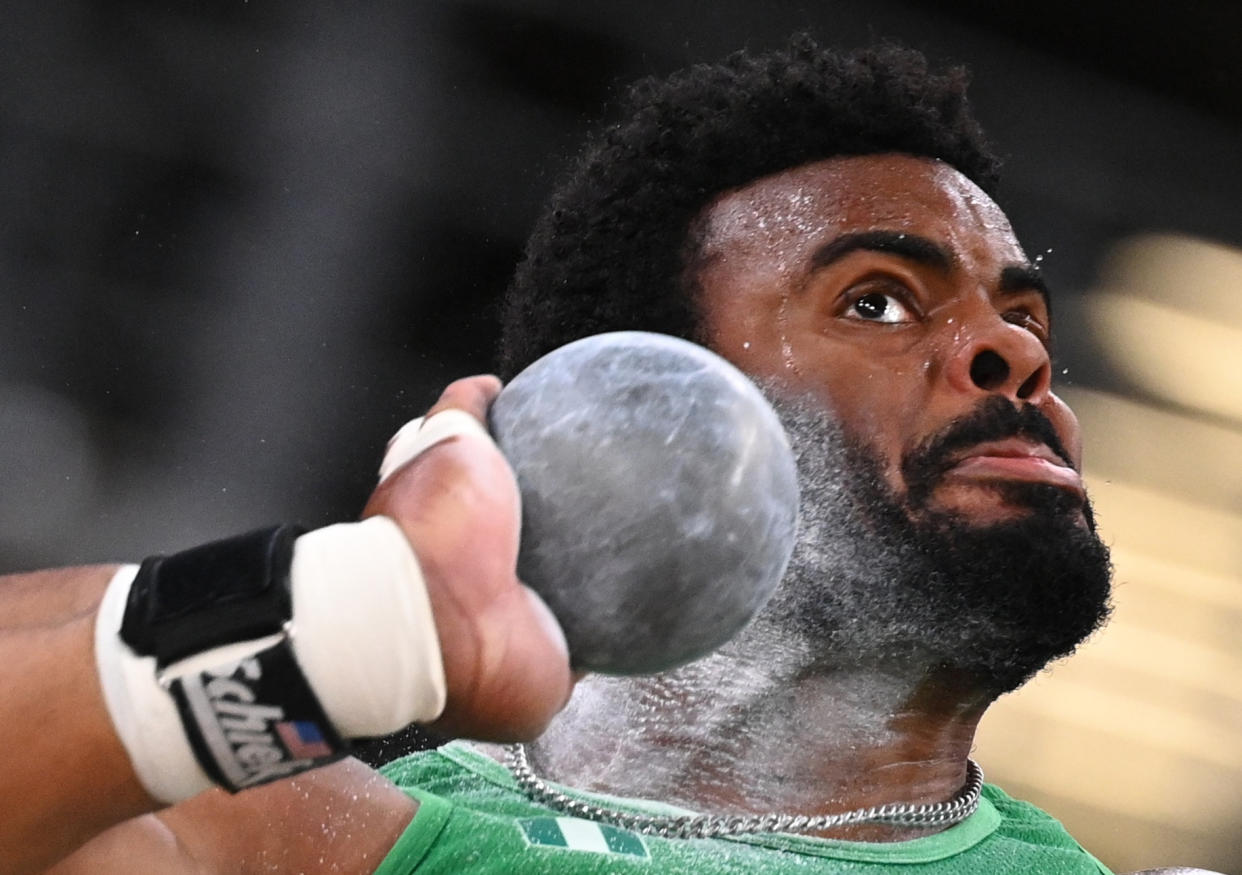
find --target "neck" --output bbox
[524,620,992,841]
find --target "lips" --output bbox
[944,438,1084,496]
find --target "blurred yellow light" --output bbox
[1086,476,1242,584]
[989,234,1242,870]
[1087,291,1242,425]
[1061,386,1242,512]
[1103,233,1242,321]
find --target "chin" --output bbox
[922,481,1093,532]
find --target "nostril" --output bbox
[1016,368,1043,400]
[969,350,1010,390]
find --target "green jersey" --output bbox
[374,742,1112,874]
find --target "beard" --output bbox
[756,392,1113,696]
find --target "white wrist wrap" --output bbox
[95,407,486,802]
[95,518,445,803]
[96,564,215,803]
[290,517,445,736]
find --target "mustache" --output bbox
[901,396,1075,505]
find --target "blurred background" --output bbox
[2,1,1239,870]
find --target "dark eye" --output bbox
[845,291,917,324]
[1003,310,1049,342]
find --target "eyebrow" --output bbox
[999,265,1052,316]
[809,230,954,273]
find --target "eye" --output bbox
[1003,309,1049,343]
[844,291,917,324]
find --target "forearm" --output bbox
[0,567,158,873]
[48,758,416,875]
[0,377,573,872]
[0,565,118,628]
[0,556,416,875]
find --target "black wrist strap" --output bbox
[167,637,348,791]
[120,525,349,791]
[120,525,304,669]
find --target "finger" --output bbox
[429,584,575,741]
[378,376,503,485]
[425,375,502,425]
[477,585,577,739]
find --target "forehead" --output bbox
[698,153,1025,267]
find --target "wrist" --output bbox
[289,517,445,736]
[96,563,211,803]
[94,518,444,804]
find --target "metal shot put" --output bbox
[492,332,799,674]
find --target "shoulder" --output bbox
[375,745,762,873]
[980,784,1113,873]
[380,741,504,797]
[981,783,1062,825]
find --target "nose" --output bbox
[945,315,1052,404]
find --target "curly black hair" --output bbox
[498,35,1001,377]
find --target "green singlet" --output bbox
[374,742,1113,874]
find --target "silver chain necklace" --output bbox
[504,744,984,840]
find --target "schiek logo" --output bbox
[179,655,321,789]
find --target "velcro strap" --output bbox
[168,637,347,792]
[120,525,305,668]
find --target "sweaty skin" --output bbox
[694,153,1084,526]
[43,153,1095,868]
[525,153,1090,841]
[35,378,573,875]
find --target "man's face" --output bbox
[691,154,1110,691]
[693,153,1085,530]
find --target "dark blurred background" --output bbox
[3,1,1241,870]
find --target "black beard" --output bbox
[757,392,1113,696]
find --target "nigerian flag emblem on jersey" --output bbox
[518,816,650,858]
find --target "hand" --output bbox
[362,376,575,741]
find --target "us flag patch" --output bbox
[275,720,334,759]
[518,817,649,858]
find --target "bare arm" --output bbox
[0,565,118,628]
[4,576,411,875]
[0,566,156,872]
[48,758,416,875]
[0,376,573,874]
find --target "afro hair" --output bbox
[498,35,1001,377]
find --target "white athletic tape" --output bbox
[96,518,445,802]
[378,409,496,484]
[96,408,480,801]
[95,565,215,804]
[290,516,446,736]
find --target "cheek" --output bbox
[695,282,792,380]
[810,367,925,488]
